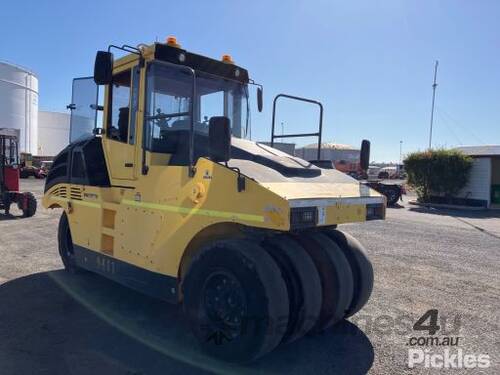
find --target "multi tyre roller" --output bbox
[182,229,374,362]
[47,39,386,364]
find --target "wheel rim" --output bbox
[202,270,247,337]
[387,190,398,203]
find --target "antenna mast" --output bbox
[428,60,439,149]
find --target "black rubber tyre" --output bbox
[384,186,400,206]
[261,234,322,343]
[58,212,82,273]
[324,229,374,318]
[292,232,353,332]
[21,192,37,217]
[182,239,289,363]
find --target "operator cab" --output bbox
[0,133,20,193]
[63,38,252,183]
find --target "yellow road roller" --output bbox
[43,37,385,362]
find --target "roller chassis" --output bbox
[58,208,373,362]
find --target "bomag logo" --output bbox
[203,170,212,180]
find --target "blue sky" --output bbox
[1,0,498,161]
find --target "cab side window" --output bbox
[144,63,192,154]
[107,70,131,143]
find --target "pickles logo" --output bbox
[407,310,491,369]
[408,349,490,369]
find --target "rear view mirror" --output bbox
[257,87,263,112]
[360,139,370,171]
[209,116,231,162]
[94,51,113,85]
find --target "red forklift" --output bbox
[0,128,37,217]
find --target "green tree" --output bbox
[404,149,473,202]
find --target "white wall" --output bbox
[37,111,70,156]
[457,157,491,207]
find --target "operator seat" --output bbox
[117,107,130,142]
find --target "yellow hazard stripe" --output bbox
[122,199,265,223]
[49,196,264,223]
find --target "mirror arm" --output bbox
[90,104,104,111]
[248,79,264,112]
[224,163,246,192]
[107,44,144,68]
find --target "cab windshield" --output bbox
[144,62,249,155]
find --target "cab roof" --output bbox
[113,42,249,83]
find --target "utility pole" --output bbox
[399,140,403,164]
[281,121,284,136]
[428,60,439,149]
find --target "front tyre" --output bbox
[262,235,322,343]
[384,186,401,206]
[20,192,37,217]
[58,212,83,273]
[325,230,374,318]
[182,239,289,363]
[292,232,354,332]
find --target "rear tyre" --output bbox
[182,239,289,363]
[261,234,322,343]
[292,232,353,332]
[21,192,37,217]
[58,212,82,273]
[384,186,400,206]
[324,230,373,318]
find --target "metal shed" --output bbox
[455,146,500,209]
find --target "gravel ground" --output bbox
[0,179,499,374]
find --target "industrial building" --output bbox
[295,142,360,162]
[455,146,500,209]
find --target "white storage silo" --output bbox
[0,61,38,154]
[38,111,71,156]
